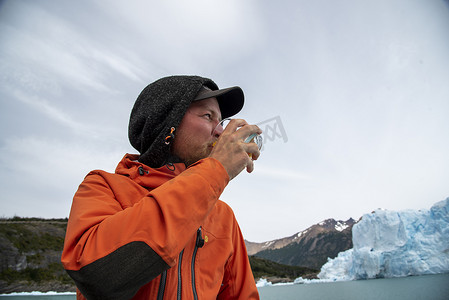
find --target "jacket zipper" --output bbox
[192,227,204,300]
[177,250,184,300]
[157,270,167,300]
[158,229,203,300]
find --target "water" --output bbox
[0,274,448,299]
[258,273,449,300]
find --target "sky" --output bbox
[1,0,449,242]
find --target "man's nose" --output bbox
[212,118,230,137]
[212,123,224,137]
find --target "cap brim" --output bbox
[194,86,244,119]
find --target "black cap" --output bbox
[194,85,244,119]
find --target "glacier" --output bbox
[318,197,449,281]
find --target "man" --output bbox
[61,75,261,299]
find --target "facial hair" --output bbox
[169,141,214,167]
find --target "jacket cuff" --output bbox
[188,157,230,195]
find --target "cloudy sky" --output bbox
[1,0,449,242]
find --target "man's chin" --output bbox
[184,152,210,167]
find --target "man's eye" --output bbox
[204,114,212,119]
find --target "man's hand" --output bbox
[209,119,262,180]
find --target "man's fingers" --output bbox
[246,157,255,173]
[209,118,262,180]
[224,119,262,141]
[236,125,262,141]
[243,142,261,160]
[224,119,248,133]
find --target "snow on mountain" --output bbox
[245,218,355,257]
[247,218,356,270]
[318,198,449,281]
[335,221,349,232]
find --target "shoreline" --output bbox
[256,272,449,288]
[0,281,76,296]
[256,276,337,288]
[0,291,76,296]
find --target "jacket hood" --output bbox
[128,76,218,168]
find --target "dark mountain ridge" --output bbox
[246,218,356,269]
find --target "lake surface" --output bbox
[1,273,448,299]
[258,273,449,300]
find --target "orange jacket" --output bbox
[61,154,259,299]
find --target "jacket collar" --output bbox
[115,154,187,189]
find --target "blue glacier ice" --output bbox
[318,198,449,281]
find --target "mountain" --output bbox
[318,198,449,281]
[246,218,356,270]
[0,218,75,293]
